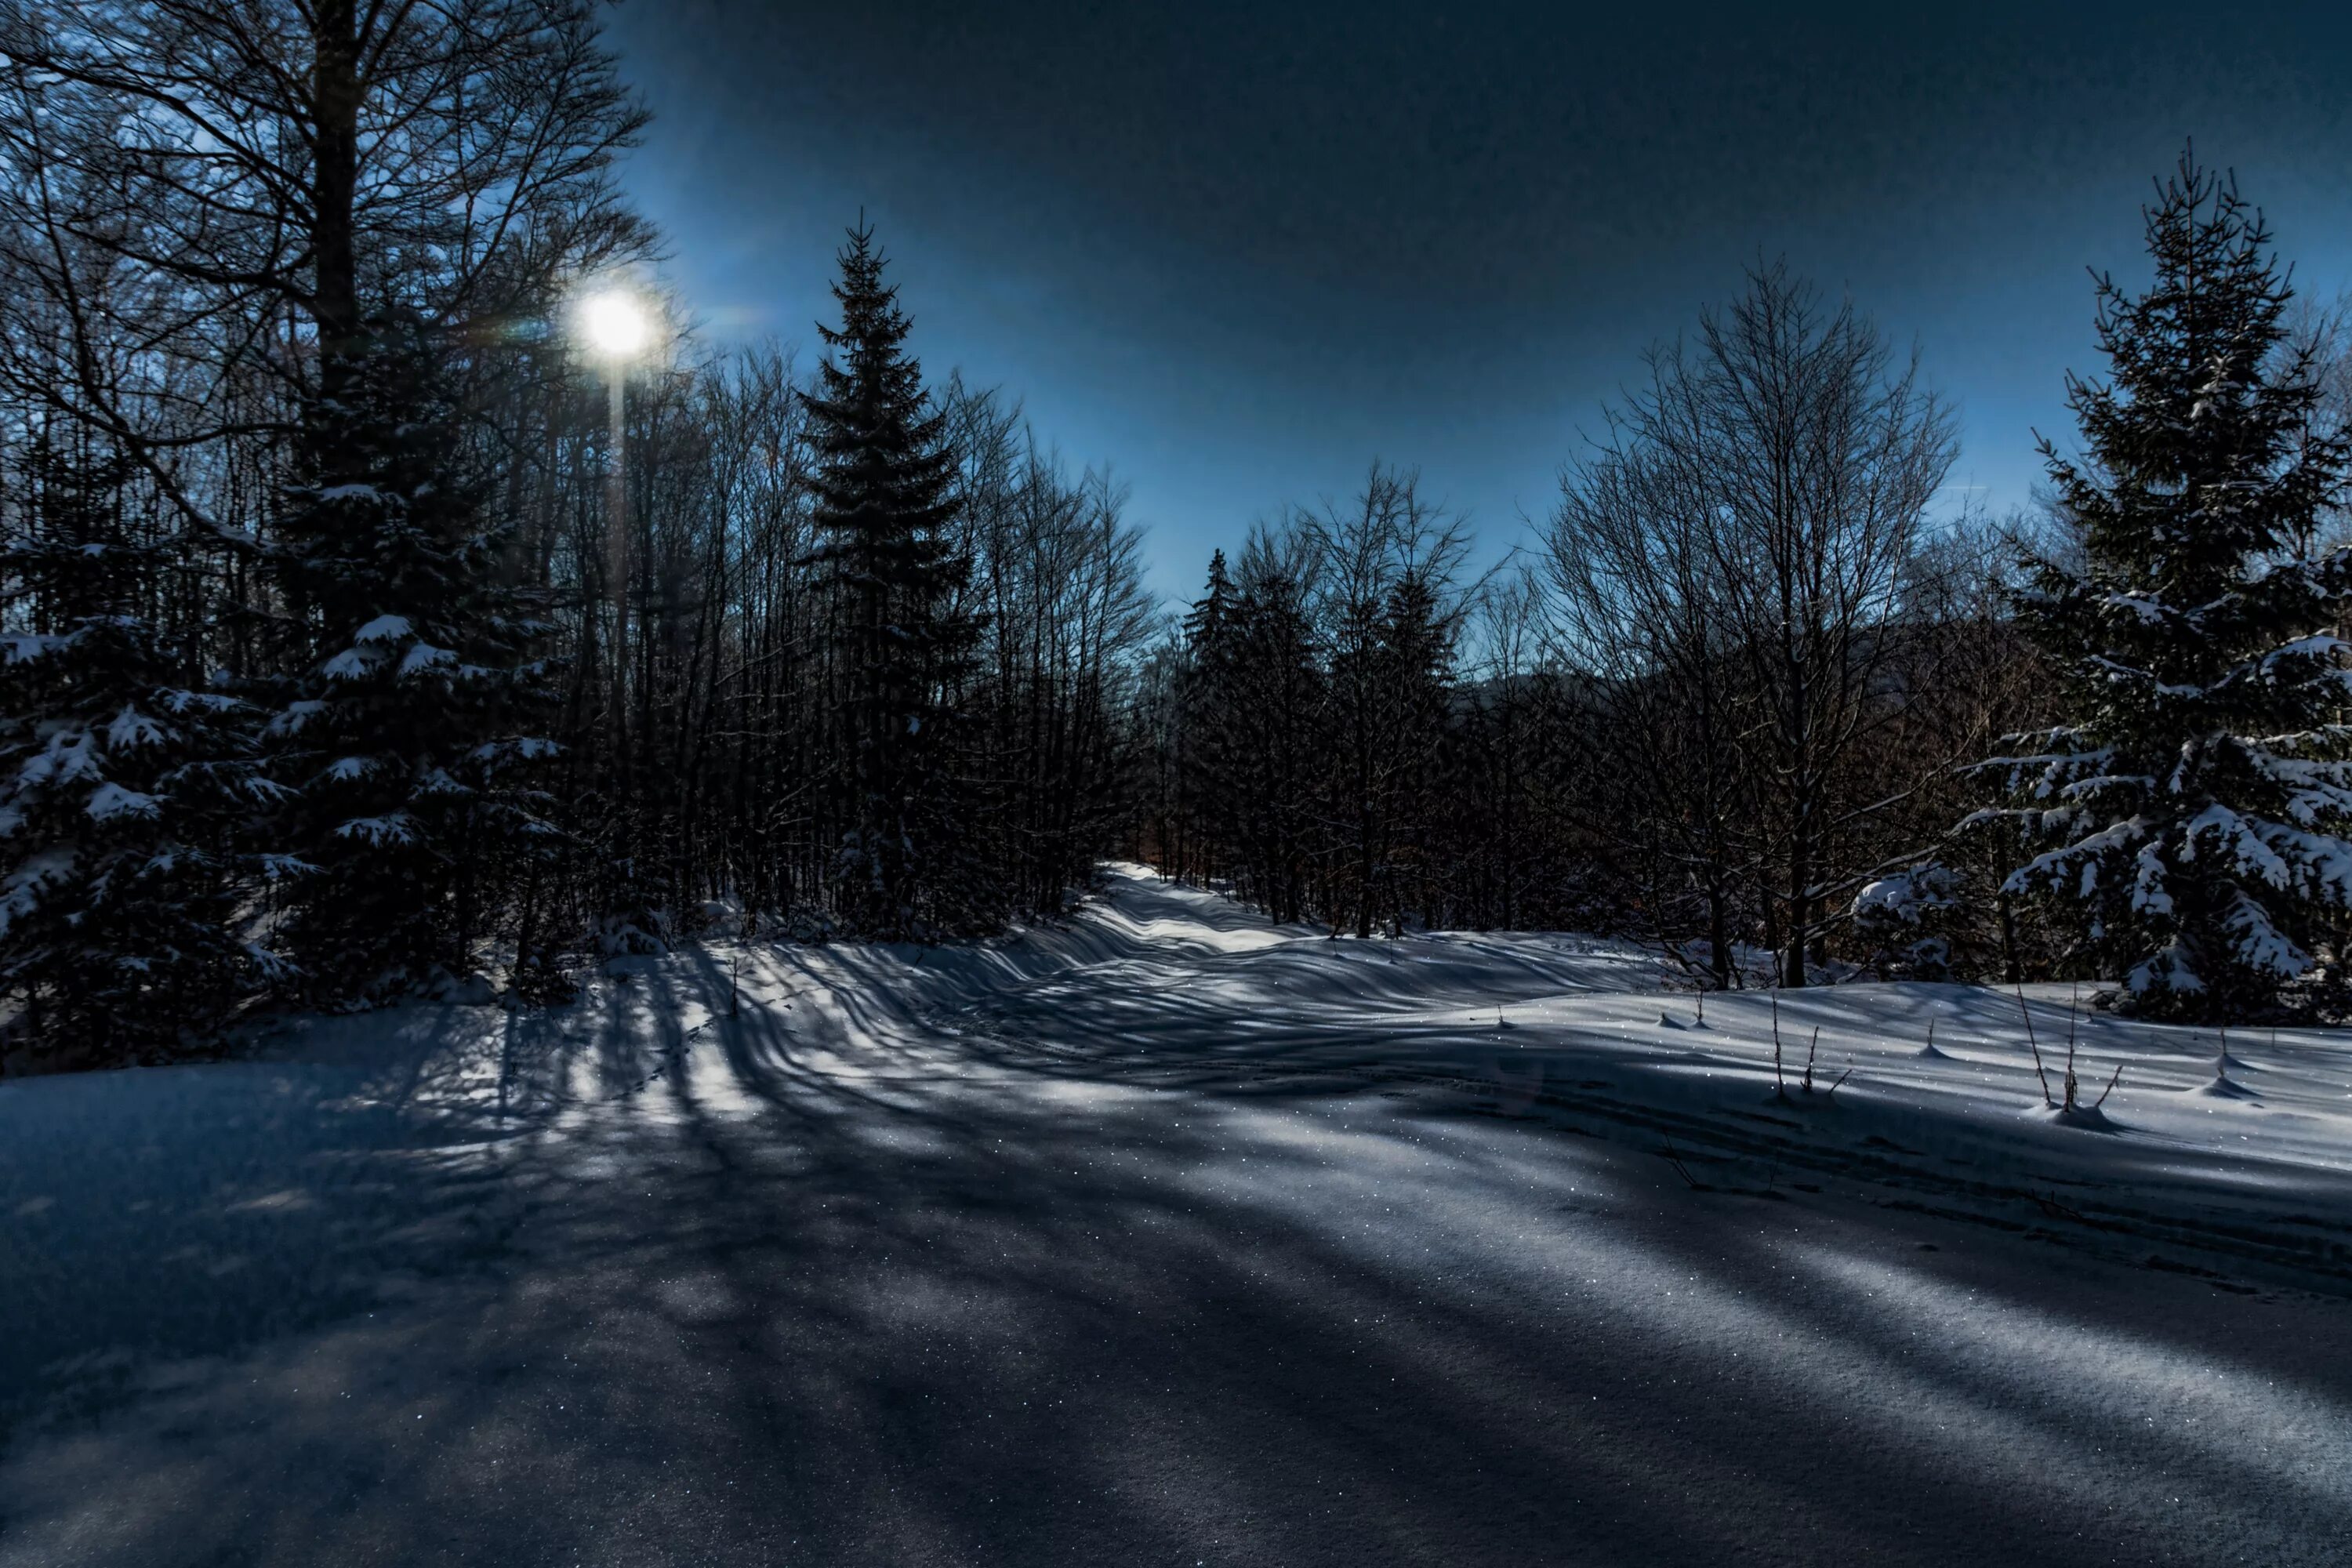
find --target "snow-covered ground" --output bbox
[5,864,2351,1565]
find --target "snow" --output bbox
[396,641,455,677]
[318,645,379,681]
[158,688,239,717]
[2263,633,2351,671]
[2,864,2350,1565]
[84,782,161,822]
[16,730,98,789]
[266,699,328,738]
[1853,863,1958,923]
[0,848,71,933]
[105,705,168,751]
[333,812,416,845]
[2100,590,2171,622]
[0,633,64,665]
[470,735,562,765]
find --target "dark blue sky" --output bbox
[606,1,2352,606]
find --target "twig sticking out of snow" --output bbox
[2060,983,2082,1112]
[1825,1064,1853,1100]
[2016,984,2056,1108]
[2031,1190,2089,1225]
[1918,1018,1947,1060]
[2092,1061,2124,1111]
[2209,1026,2245,1095]
[1802,1027,1821,1094]
[1770,991,1788,1100]
[2212,1025,2252,1074]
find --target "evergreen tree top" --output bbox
[810,226,940,438]
[2042,151,2342,608]
[1183,550,1233,648]
[804,222,958,549]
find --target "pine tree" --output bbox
[1169,551,1236,884]
[1181,549,1234,649]
[263,312,564,1005]
[1374,569,1455,930]
[803,223,975,935]
[0,431,263,1062]
[1221,544,1324,924]
[1973,154,2352,1019]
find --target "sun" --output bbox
[578,289,650,356]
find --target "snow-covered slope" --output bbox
[4,864,2350,1566]
[949,866,2352,1287]
[532,859,2352,1286]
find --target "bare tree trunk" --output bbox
[310,1,361,406]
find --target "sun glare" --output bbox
[579,289,650,356]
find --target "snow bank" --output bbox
[5,864,2351,1566]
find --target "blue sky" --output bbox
[605,1,2352,607]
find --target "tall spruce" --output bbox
[263,314,563,1004]
[1169,550,1236,883]
[1372,569,1456,931]
[1220,539,1323,924]
[1973,154,2352,1018]
[0,431,262,1062]
[804,224,974,935]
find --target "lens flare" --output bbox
[579,290,649,356]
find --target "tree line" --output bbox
[0,3,1151,1067]
[1140,158,2352,1025]
[0,5,2345,1076]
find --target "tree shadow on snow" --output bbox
[4,934,2351,1567]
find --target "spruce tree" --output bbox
[1218,547,1323,924]
[1171,550,1236,884]
[0,433,263,1062]
[803,223,975,935]
[1182,550,1234,649]
[263,312,563,1004]
[1973,154,2352,1019]
[1375,570,1455,931]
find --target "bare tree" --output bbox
[1549,394,1753,985]
[1303,462,1475,935]
[1693,266,1958,983]
[1548,263,1958,985]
